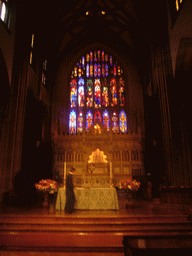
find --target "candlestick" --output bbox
[64,162,66,189]
[110,161,112,187]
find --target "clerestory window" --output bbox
[0,0,11,29]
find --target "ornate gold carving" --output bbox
[88,148,108,163]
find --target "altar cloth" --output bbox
[56,187,119,210]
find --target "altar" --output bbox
[56,187,119,210]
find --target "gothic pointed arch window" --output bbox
[86,79,93,107]
[119,110,127,133]
[70,78,77,108]
[103,110,109,131]
[94,78,101,108]
[102,78,109,107]
[69,49,128,134]
[119,78,125,106]
[86,110,93,131]
[69,110,76,134]
[110,78,117,107]
[78,78,85,107]
[94,110,101,123]
[77,111,84,133]
[112,111,119,133]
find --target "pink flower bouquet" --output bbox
[35,179,57,194]
[117,178,141,192]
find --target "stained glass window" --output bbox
[94,110,101,123]
[118,66,121,76]
[102,63,105,77]
[110,56,112,66]
[119,78,125,106]
[77,111,84,133]
[69,49,127,134]
[119,110,127,133]
[94,63,97,77]
[98,50,101,62]
[98,63,101,77]
[105,54,108,62]
[86,79,93,107]
[94,78,101,108]
[110,78,117,106]
[90,51,93,62]
[69,110,76,134]
[78,65,82,77]
[102,78,109,107]
[102,51,104,62]
[90,63,93,77]
[103,110,109,131]
[78,78,85,107]
[112,112,119,133]
[105,63,108,77]
[86,63,89,77]
[94,50,97,62]
[82,56,85,68]
[74,66,77,77]
[86,53,89,62]
[86,111,93,131]
[113,65,117,77]
[70,79,77,108]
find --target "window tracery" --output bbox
[69,49,128,134]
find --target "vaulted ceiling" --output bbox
[20,0,170,86]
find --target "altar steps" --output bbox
[0,215,191,233]
[0,212,192,252]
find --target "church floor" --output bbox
[0,199,192,256]
[0,252,124,256]
[0,198,191,217]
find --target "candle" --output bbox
[64,162,66,189]
[110,161,112,185]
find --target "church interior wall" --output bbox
[1,0,192,204]
[51,44,145,187]
[169,0,192,77]
[166,0,192,186]
[27,65,40,100]
[0,1,17,202]
[0,2,16,85]
[0,2,53,201]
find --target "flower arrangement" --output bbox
[35,179,57,194]
[116,178,141,192]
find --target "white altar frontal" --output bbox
[56,148,119,210]
[56,187,119,210]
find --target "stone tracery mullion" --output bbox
[69,49,127,134]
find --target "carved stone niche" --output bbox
[83,148,110,188]
[87,163,109,175]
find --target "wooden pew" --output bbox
[123,233,192,256]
